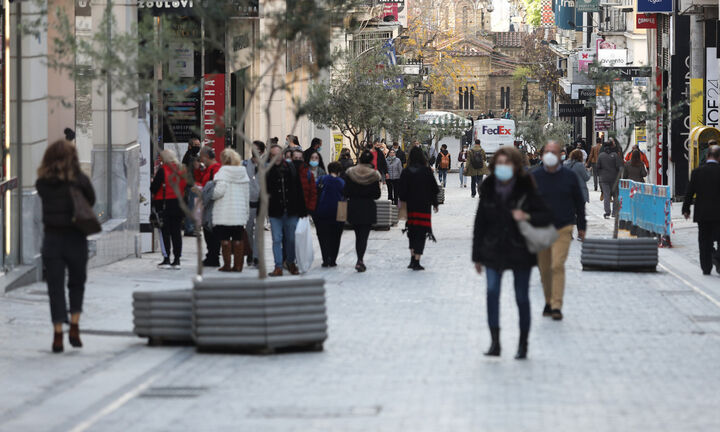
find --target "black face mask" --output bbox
[190,146,200,155]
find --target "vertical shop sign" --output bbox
[706,47,718,127]
[670,15,690,193]
[203,73,225,154]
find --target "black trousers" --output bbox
[470,175,483,197]
[204,226,221,265]
[698,221,720,274]
[408,227,428,255]
[353,224,372,262]
[160,199,183,260]
[42,230,88,324]
[315,219,344,265]
[387,179,399,204]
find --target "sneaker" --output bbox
[551,309,563,321]
[170,258,181,270]
[157,258,171,269]
[542,304,552,317]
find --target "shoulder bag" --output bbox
[70,184,102,235]
[515,196,558,253]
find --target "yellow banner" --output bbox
[333,134,344,158]
[690,78,704,129]
[596,85,611,96]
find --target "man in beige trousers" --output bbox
[530,141,587,321]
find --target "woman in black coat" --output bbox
[398,146,439,270]
[36,140,96,353]
[344,150,382,272]
[472,146,553,360]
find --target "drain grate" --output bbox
[248,405,382,419]
[690,315,720,323]
[139,386,208,399]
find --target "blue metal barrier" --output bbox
[617,180,672,239]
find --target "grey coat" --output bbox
[243,160,260,203]
[596,147,623,184]
[201,180,216,229]
[564,159,590,202]
[386,156,403,180]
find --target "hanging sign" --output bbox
[636,13,657,29]
[637,0,673,13]
[706,47,719,127]
[555,0,576,30]
[558,104,586,117]
[541,0,554,27]
[578,49,594,72]
[598,49,627,67]
[576,0,599,12]
[203,74,226,154]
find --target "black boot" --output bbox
[484,327,501,356]
[515,330,528,360]
[407,257,415,269]
[411,258,425,271]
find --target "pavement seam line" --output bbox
[658,263,720,310]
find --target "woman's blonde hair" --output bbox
[160,149,179,165]
[220,148,242,166]
[37,140,81,181]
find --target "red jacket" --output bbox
[152,163,187,201]
[298,164,318,212]
[199,162,221,187]
[624,151,649,169]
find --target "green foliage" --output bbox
[304,49,412,155]
[515,114,574,149]
[521,0,542,27]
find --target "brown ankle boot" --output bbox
[219,241,232,272]
[232,240,244,272]
[53,331,64,353]
[69,323,82,348]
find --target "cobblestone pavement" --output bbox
[1,174,720,432]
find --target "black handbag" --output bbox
[150,182,166,229]
[70,184,101,235]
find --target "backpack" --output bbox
[469,149,485,170]
[439,152,451,169]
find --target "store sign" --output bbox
[598,49,627,67]
[671,15,690,194]
[636,13,657,29]
[571,85,595,100]
[706,47,719,127]
[558,104,586,117]
[168,43,194,78]
[576,0,599,12]
[203,74,226,153]
[637,0,673,13]
[595,118,611,131]
[541,0,554,27]
[138,1,258,17]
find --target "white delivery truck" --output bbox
[473,118,516,155]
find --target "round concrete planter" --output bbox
[192,277,328,353]
[581,238,658,272]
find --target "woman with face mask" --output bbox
[308,151,326,180]
[472,146,553,360]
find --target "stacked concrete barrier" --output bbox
[374,200,396,229]
[437,186,445,205]
[192,277,327,352]
[581,238,658,272]
[133,290,193,343]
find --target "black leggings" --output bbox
[353,224,372,262]
[43,230,88,324]
[158,199,183,260]
[408,227,427,255]
[315,220,344,265]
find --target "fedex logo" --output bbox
[481,125,512,135]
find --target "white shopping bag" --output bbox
[294,217,314,273]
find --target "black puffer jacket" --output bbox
[266,161,307,218]
[472,174,553,270]
[344,164,382,225]
[36,172,96,233]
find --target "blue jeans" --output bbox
[269,214,298,268]
[184,189,196,233]
[438,169,448,187]
[458,163,465,186]
[485,267,531,332]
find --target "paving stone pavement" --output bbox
[1,173,720,432]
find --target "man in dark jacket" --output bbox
[392,141,406,166]
[531,141,587,321]
[303,137,325,170]
[596,141,624,218]
[683,145,720,275]
[435,144,451,187]
[266,145,306,276]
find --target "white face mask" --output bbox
[543,152,559,167]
